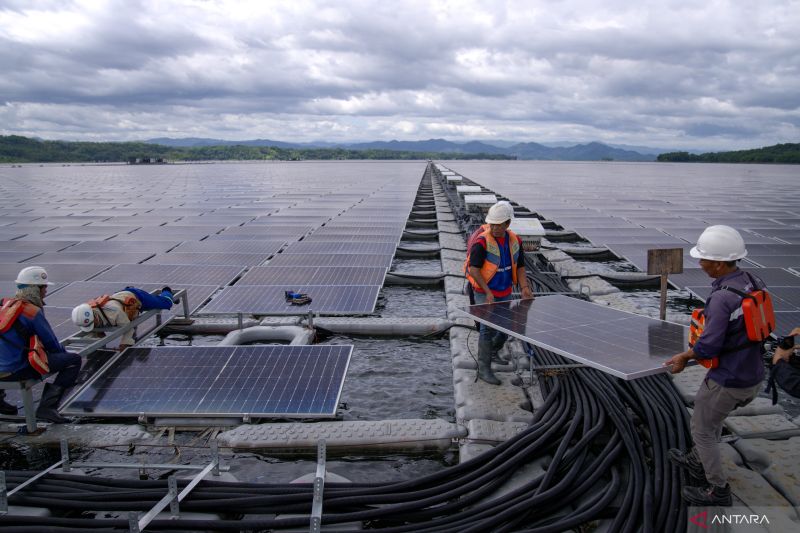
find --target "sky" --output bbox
[0,0,798,151]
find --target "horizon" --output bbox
[1,1,798,152]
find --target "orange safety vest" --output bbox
[0,298,49,375]
[464,225,521,292]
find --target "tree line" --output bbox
[0,135,515,163]
[657,143,800,164]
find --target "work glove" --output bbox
[160,287,175,303]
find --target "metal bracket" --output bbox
[60,439,71,472]
[309,439,326,533]
[0,472,7,514]
[168,476,179,517]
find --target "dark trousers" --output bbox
[1,351,82,388]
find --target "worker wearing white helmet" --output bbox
[71,286,174,352]
[665,226,766,506]
[0,267,81,423]
[464,201,534,385]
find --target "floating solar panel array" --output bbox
[446,161,800,333]
[0,162,423,318]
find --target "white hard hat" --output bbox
[15,266,54,286]
[72,303,95,332]
[690,225,748,261]
[485,201,514,224]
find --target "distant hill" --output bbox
[657,143,800,164]
[0,135,514,163]
[147,137,656,161]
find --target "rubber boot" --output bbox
[682,483,732,507]
[477,338,501,385]
[36,383,71,424]
[490,335,507,362]
[0,391,18,416]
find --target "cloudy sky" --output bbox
[1,0,797,151]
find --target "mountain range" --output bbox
[146,137,661,161]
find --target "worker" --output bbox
[767,326,800,400]
[71,287,175,351]
[0,266,82,423]
[665,225,766,507]
[465,201,534,385]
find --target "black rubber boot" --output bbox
[682,483,732,507]
[490,336,507,362]
[0,391,18,416]
[477,338,501,385]
[668,447,706,485]
[36,383,71,424]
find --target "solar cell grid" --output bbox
[744,256,800,268]
[25,252,154,265]
[0,251,43,262]
[60,345,352,418]
[282,241,397,255]
[302,234,400,243]
[461,295,686,380]
[146,252,272,267]
[172,240,286,255]
[0,240,77,252]
[199,285,381,315]
[93,264,244,286]
[238,266,387,286]
[65,241,180,253]
[669,268,800,289]
[267,253,393,268]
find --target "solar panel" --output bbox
[24,252,154,264]
[745,244,800,256]
[43,281,218,313]
[686,285,800,312]
[669,268,800,289]
[60,345,352,418]
[606,244,695,271]
[0,240,77,252]
[301,234,400,243]
[172,239,286,255]
[1,280,68,297]
[282,241,397,255]
[66,241,181,253]
[92,264,244,287]
[0,251,42,262]
[0,263,113,283]
[459,295,687,380]
[744,256,800,268]
[199,285,380,315]
[145,252,271,267]
[267,253,394,268]
[774,312,800,336]
[239,266,387,286]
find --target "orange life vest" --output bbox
[688,285,775,369]
[88,293,141,321]
[0,298,49,375]
[464,225,520,292]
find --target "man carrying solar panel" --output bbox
[465,201,534,385]
[0,266,82,424]
[664,226,766,507]
[70,287,175,352]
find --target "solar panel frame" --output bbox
[24,251,155,265]
[60,345,352,418]
[171,239,287,255]
[459,295,688,380]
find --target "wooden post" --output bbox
[647,248,684,321]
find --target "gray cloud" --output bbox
[0,0,798,151]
